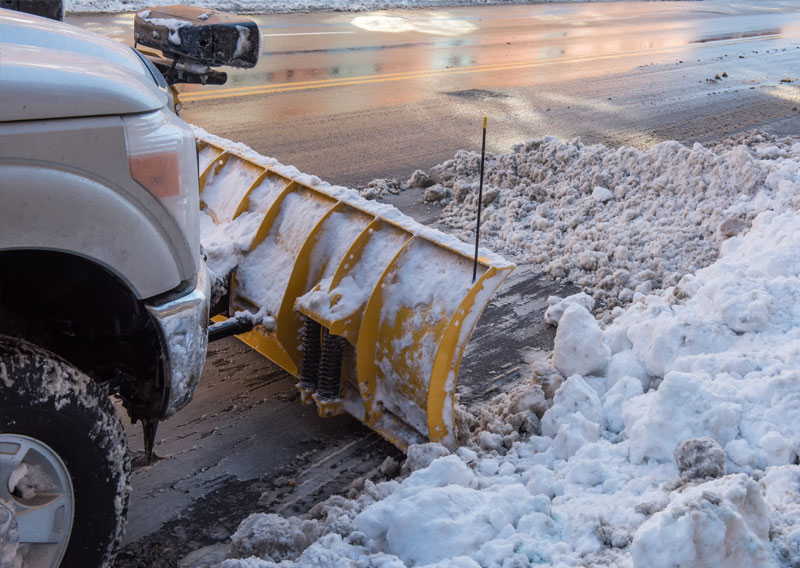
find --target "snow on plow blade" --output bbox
[197,135,514,450]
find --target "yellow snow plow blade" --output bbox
[197,135,514,450]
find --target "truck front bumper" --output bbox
[146,265,210,416]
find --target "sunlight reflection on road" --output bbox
[351,11,476,37]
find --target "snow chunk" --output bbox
[759,431,793,467]
[355,457,543,566]
[553,411,601,460]
[602,375,644,434]
[552,304,610,377]
[543,292,595,326]
[606,350,650,391]
[762,465,800,565]
[674,437,726,481]
[407,169,433,188]
[476,431,504,452]
[401,442,450,475]
[631,475,772,568]
[228,513,321,562]
[592,185,614,202]
[541,374,604,438]
[624,371,742,464]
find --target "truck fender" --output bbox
[0,163,182,299]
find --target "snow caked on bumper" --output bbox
[146,264,210,416]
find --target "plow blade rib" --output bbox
[197,134,514,450]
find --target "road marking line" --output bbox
[178,33,796,102]
[262,31,357,37]
[178,53,635,101]
[180,57,576,101]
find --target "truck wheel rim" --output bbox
[0,434,74,567]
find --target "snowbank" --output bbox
[389,133,800,322]
[68,0,636,15]
[205,132,800,567]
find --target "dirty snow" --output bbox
[185,130,800,568]
[137,12,192,45]
[371,132,800,324]
[7,463,58,500]
[233,24,253,60]
[69,0,640,15]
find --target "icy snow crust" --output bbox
[214,133,800,568]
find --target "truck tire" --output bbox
[0,335,130,568]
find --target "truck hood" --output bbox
[0,9,168,122]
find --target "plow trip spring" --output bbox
[197,135,514,450]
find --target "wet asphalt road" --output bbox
[69,1,800,188]
[179,0,800,187]
[65,3,800,565]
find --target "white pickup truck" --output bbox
[0,7,245,566]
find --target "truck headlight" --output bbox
[123,109,200,256]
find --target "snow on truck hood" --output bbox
[0,8,167,122]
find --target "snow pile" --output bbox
[190,126,800,566]
[68,0,629,15]
[370,133,800,321]
[212,203,800,567]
